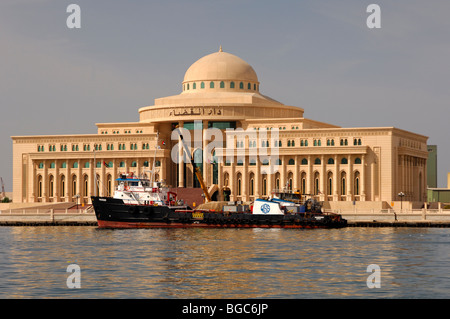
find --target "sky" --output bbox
[0,0,449,192]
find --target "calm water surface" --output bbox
[0,226,449,298]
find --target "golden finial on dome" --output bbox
[219,45,223,52]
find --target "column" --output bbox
[54,159,60,201]
[361,155,366,201]
[65,161,70,201]
[202,120,209,187]
[333,154,339,201]
[280,155,286,190]
[320,155,325,201]
[230,160,236,201]
[161,158,167,184]
[100,158,106,197]
[178,121,185,187]
[347,154,352,201]
[293,155,299,192]
[43,160,48,202]
[306,155,312,196]
[255,156,261,198]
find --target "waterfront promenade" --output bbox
[1,202,450,227]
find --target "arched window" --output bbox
[328,158,335,164]
[358,139,362,145]
[50,162,55,169]
[193,83,196,89]
[301,140,304,146]
[143,161,149,167]
[187,83,190,90]
[72,175,77,197]
[37,176,43,197]
[314,158,321,165]
[239,82,244,89]
[305,140,308,146]
[318,140,321,146]
[276,159,282,165]
[288,159,295,165]
[292,140,295,147]
[61,175,65,198]
[301,158,308,165]
[119,161,125,168]
[155,161,161,167]
[354,157,362,164]
[83,175,89,197]
[230,82,235,89]
[220,81,225,88]
[287,140,291,147]
[328,177,333,195]
[341,172,347,196]
[262,177,267,196]
[61,162,67,168]
[201,82,205,89]
[341,158,348,164]
[247,83,251,89]
[314,173,320,195]
[73,162,78,168]
[108,161,113,168]
[84,162,90,168]
[354,172,360,195]
[96,161,102,168]
[49,176,54,198]
[210,81,214,88]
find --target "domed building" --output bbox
[12,48,429,209]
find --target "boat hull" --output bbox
[91,197,347,229]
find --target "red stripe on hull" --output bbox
[96,220,329,229]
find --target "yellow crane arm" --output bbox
[174,127,211,202]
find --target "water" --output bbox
[0,226,449,298]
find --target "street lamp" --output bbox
[398,192,405,211]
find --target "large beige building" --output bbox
[12,48,429,205]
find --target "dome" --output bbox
[182,47,259,93]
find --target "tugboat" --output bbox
[91,128,347,229]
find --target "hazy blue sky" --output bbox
[0,0,449,192]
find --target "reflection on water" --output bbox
[0,226,449,298]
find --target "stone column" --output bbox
[347,154,353,201]
[361,155,366,201]
[178,121,185,187]
[333,154,339,201]
[306,155,312,196]
[202,120,209,187]
[42,160,48,202]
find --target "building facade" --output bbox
[12,48,429,205]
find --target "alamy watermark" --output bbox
[366,264,381,288]
[66,263,81,289]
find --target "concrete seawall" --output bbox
[1,203,450,227]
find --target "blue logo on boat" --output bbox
[261,203,271,214]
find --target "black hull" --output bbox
[91,197,347,229]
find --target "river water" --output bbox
[0,226,449,299]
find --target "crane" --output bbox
[174,126,212,202]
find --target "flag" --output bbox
[162,140,166,146]
[103,161,109,167]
